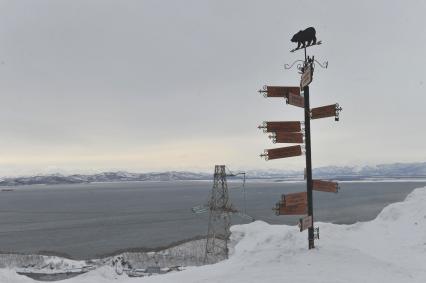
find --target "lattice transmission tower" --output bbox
[203,165,235,264]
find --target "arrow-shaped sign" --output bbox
[271,132,304,144]
[299,215,313,232]
[258,86,300,98]
[261,145,302,160]
[287,93,305,108]
[275,201,307,215]
[258,121,302,133]
[313,180,339,193]
[300,64,313,88]
[282,191,307,206]
[311,103,342,121]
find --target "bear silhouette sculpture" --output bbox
[291,27,317,49]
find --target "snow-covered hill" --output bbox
[2,186,426,282]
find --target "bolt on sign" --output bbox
[299,215,313,232]
[260,121,302,133]
[263,145,302,160]
[311,104,338,120]
[300,64,313,88]
[282,191,307,206]
[272,132,304,144]
[287,93,305,108]
[312,180,339,193]
[259,86,300,98]
[275,201,307,215]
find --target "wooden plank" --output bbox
[300,64,313,88]
[313,179,339,193]
[266,145,302,160]
[274,132,304,143]
[265,121,301,133]
[299,215,313,232]
[282,192,307,206]
[264,86,300,98]
[276,202,307,215]
[287,93,305,108]
[311,104,337,120]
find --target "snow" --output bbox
[2,186,426,283]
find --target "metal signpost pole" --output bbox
[302,46,314,249]
[303,84,314,249]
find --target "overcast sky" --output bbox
[0,0,425,176]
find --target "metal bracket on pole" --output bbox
[314,227,320,239]
[335,103,343,121]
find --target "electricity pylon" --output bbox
[203,165,235,264]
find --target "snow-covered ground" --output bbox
[2,186,426,283]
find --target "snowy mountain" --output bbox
[0,171,212,186]
[313,162,426,180]
[0,162,425,186]
[242,162,426,180]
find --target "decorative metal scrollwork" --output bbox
[312,60,328,69]
[284,60,305,71]
[285,58,328,73]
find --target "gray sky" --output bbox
[0,0,425,176]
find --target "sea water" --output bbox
[0,180,424,259]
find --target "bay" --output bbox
[0,180,424,259]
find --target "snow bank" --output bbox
[2,186,426,283]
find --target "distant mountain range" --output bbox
[1,162,426,186]
[0,171,211,187]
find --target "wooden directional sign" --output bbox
[313,180,339,193]
[273,132,304,144]
[311,104,337,120]
[261,86,300,98]
[265,145,302,160]
[287,93,305,108]
[299,215,313,232]
[275,202,307,215]
[300,64,313,88]
[282,191,307,206]
[264,121,301,133]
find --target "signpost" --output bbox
[299,215,313,232]
[262,145,302,160]
[258,27,342,250]
[311,104,341,120]
[287,93,305,108]
[300,64,313,88]
[272,132,304,144]
[259,86,300,98]
[259,121,302,133]
[275,202,307,215]
[282,192,307,206]
[312,180,339,193]
[275,192,307,216]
